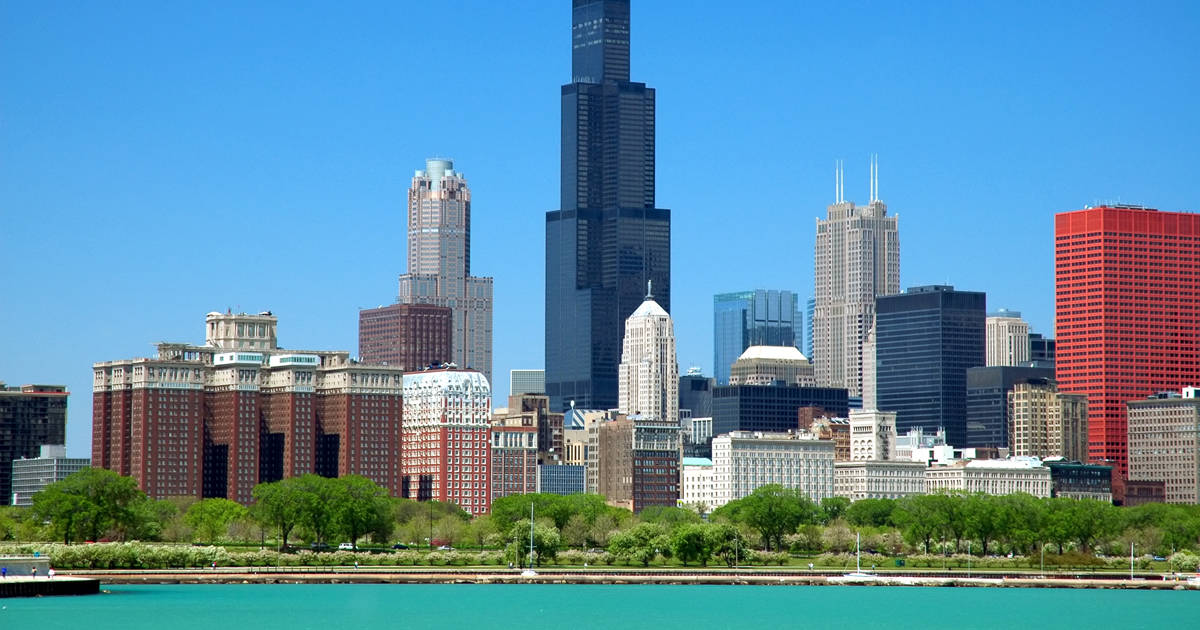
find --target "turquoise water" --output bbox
[3,584,1195,629]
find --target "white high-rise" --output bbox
[398,158,494,382]
[986,309,1030,366]
[618,285,678,424]
[813,157,900,396]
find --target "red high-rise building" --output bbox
[358,303,452,371]
[1055,205,1200,474]
[93,312,406,503]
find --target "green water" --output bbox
[3,584,1195,629]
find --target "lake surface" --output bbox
[4,583,1195,629]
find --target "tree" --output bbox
[671,523,715,566]
[561,514,590,549]
[251,478,304,550]
[31,467,145,543]
[707,523,747,568]
[608,522,669,566]
[964,494,1003,555]
[892,494,941,553]
[713,485,819,551]
[637,505,701,529]
[185,498,248,544]
[820,497,851,524]
[821,520,855,553]
[293,474,341,544]
[331,476,392,549]
[507,520,561,567]
[846,498,897,528]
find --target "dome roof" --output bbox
[736,345,809,362]
[628,297,669,319]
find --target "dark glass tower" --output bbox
[875,285,986,447]
[546,0,670,412]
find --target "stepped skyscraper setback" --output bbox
[546,0,670,411]
[813,157,900,397]
[398,158,493,382]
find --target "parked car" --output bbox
[339,542,355,551]
[437,545,453,551]
[392,543,410,550]
[309,542,331,552]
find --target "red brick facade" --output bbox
[358,303,452,371]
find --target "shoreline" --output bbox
[64,568,1200,590]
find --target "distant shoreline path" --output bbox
[64,568,1200,590]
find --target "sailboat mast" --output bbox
[856,532,862,573]
[529,503,535,567]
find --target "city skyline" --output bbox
[3,1,1198,457]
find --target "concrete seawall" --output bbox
[66,568,1200,590]
[0,577,101,598]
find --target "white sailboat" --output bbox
[521,502,538,578]
[843,532,877,579]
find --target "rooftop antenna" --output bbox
[646,279,653,300]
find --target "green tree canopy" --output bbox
[31,467,145,544]
[185,498,248,544]
[713,484,819,551]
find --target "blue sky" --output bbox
[3,1,1197,458]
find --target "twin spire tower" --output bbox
[834,154,881,204]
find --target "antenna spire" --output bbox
[646,279,653,300]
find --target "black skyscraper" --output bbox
[875,285,986,447]
[546,0,670,411]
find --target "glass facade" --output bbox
[547,0,670,412]
[537,464,585,495]
[964,365,1054,448]
[712,290,804,386]
[875,286,986,448]
[711,385,848,437]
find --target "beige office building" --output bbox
[728,345,815,387]
[617,291,678,424]
[834,460,926,501]
[924,458,1052,497]
[397,158,494,382]
[1008,381,1088,461]
[848,409,897,461]
[813,157,900,396]
[1127,393,1200,504]
[986,309,1030,367]
[710,431,835,508]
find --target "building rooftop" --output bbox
[736,345,809,362]
[682,457,713,467]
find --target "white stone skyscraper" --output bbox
[986,309,1030,366]
[618,284,678,424]
[398,158,493,381]
[813,157,900,397]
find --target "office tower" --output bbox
[1029,333,1056,366]
[710,431,835,509]
[1007,380,1088,461]
[1056,205,1200,474]
[875,285,985,448]
[401,367,491,514]
[618,290,678,424]
[546,0,670,412]
[397,158,493,382]
[965,365,1055,448]
[358,303,452,370]
[712,383,849,437]
[985,309,1030,366]
[93,311,405,503]
[510,369,546,396]
[805,297,815,358]
[0,383,67,504]
[494,393,564,465]
[713,290,804,385]
[728,346,815,387]
[1127,391,1200,504]
[10,445,89,506]
[537,464,585,495]
[848,409,897,461]
[489,424,537,502]
[678,367,714,420]
[598,415,679,512]
[813,157,901,397]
